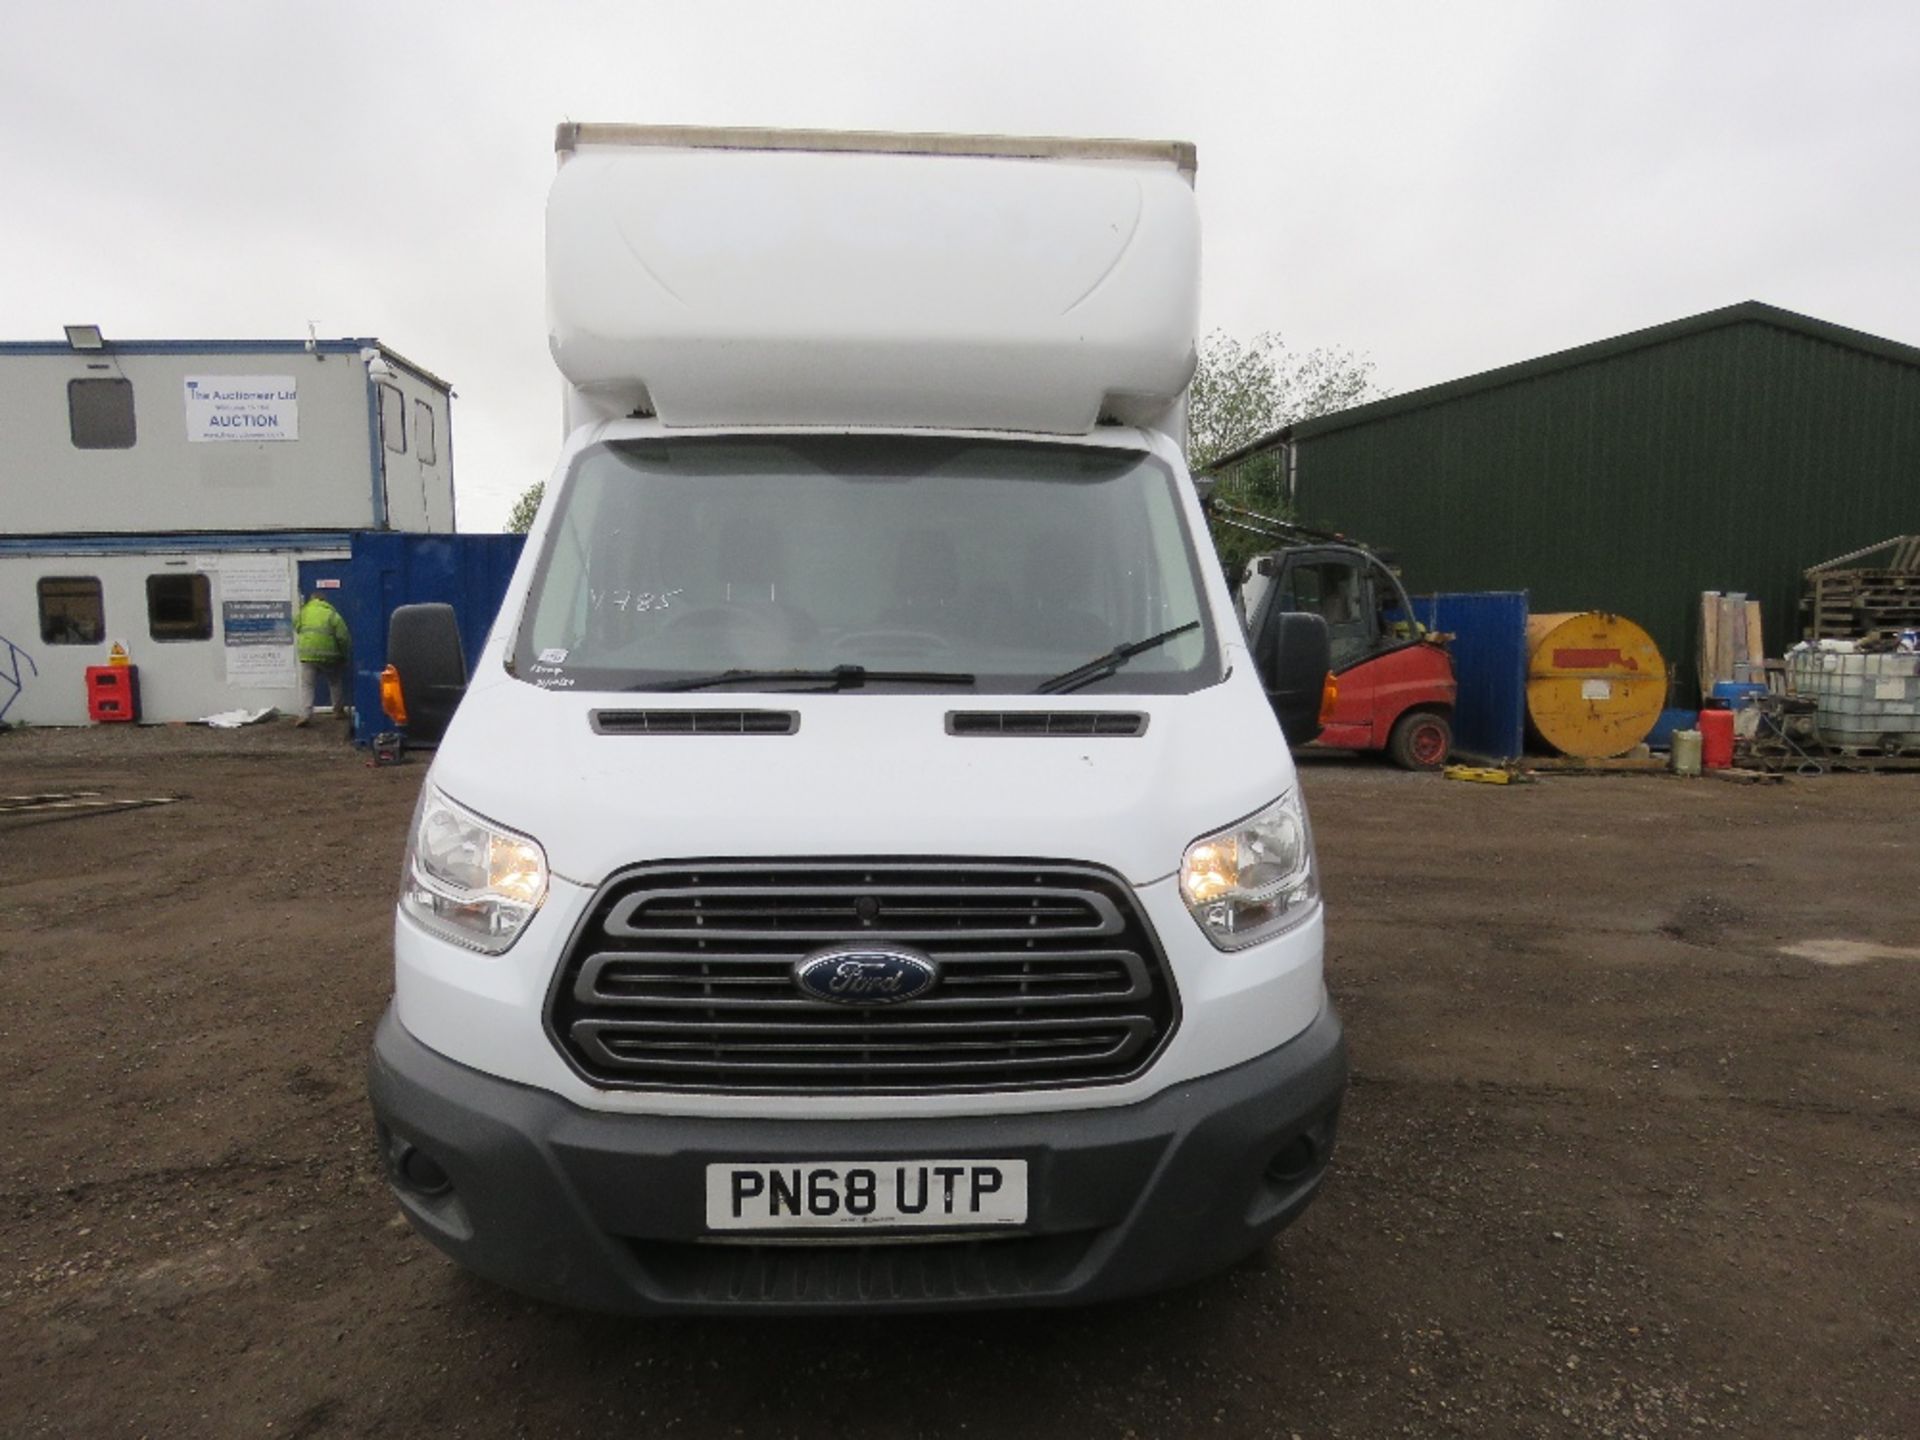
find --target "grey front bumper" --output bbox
[367,1002,1346,1315]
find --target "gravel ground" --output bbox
[1,726,1915,1438]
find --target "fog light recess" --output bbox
[1265,1135,1318,1186]
[395,1143,453,1197]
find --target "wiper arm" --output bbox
[646,665,977,694]
[1034,621,1201,696]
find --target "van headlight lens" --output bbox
[400,785,547,953]
[1179,791,1319,949]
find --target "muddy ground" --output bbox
[2,725,1915,1438]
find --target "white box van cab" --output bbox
[368,126,1345,1313]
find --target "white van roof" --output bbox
[547,125,1201,438]
[556,124,1197,178]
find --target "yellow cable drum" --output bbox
[1525,611,1667,758]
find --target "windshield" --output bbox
[514,435,1220,695]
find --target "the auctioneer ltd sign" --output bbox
[184,375,299,442]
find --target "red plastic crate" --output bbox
[85,664,140,724]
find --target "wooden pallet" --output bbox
[1706,767,1785,784]
[1819,753,1920,773]
[1525,754,1668,774]
[1803,557,1920,640]
[1747,740,1920,773]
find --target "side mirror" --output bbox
[385,603,467,746]
[1254,610,1331,747]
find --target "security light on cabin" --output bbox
[63,325,106,351]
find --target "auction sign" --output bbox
[184,375,299,442]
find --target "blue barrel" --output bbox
[1647,707,1699,750]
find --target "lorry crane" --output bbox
[1205,496,1459,769]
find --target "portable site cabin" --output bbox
[0,333,455,726]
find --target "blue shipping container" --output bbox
[1405,591,1529,762]
[303,533,525,743]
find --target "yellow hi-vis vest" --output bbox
[295,597,350,664]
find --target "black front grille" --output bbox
[945,711,1148,737]
[547,860,1178,1093]
[627,1231,1099,1305]
[590,709,798,735]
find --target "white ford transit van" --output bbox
[368,125,1345,1313]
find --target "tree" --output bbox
[506,481,544,534]
[1189,331,1383,578]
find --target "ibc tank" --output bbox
[1786,649,1920,749]
[1525,612,1667,758]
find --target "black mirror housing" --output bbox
[1254,610,1330,747]
[386,603,468,746]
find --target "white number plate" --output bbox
[705,1159,1028,1231]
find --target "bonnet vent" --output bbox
[591,710,799,736]
[946,711,1148,737]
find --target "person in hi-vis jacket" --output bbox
[293,592,352,725]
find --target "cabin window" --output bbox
[147,573,213,641]
[414,399,437,464]
[379,382,407,453]
[38,576,105,644]
[69,378,136,449]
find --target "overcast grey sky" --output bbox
[4,1,1916,529]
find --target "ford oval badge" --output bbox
[795,946,939,1006]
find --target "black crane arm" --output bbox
[1202,496,1426,640]
[1200,496,1352,548]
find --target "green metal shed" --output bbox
[1208,301,1920,703]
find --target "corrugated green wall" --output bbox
[1292,320,1920,703]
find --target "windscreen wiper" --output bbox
[1033,621,1201,696]
[647,665,977,693]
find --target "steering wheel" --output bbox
[658,603,817,640]
[828,627,958,662]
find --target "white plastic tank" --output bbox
[546,126,1201,438]
[1787,646,1920,750]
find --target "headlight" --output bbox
[1179,791,1319,950]
[400,785,548,953]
